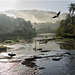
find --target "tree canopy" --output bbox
[0,14,36,41]
[55,14,75,38]
[68,3,75,16]
[55,3,75,38]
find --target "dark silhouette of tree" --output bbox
[68,3,75,16]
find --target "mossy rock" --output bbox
[5,40,14,43]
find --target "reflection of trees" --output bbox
[59,40,75,50]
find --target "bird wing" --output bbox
[52,15,57,18]
[57,11,60,16]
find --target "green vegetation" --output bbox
[55,3,75,38]
[0,14,36,42]
[55,15,75,38]
[68,3,75,16]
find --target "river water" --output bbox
[0,36,75,75]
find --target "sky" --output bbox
[0,0,75,13]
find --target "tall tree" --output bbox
[68,3,75,16]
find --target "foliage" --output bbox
[68,3,75,16]
[0,14,37,41]
[55,14,75,38]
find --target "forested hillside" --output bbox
[1,10,67,34]
[0,14,36,41]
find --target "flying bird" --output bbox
[52,11,61,18]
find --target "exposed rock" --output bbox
[39,54,45,55]
[41,50,50,52]
[63,52,71,55]
[52,57,62,61]
[37,48,42,50]
[38,67,45,70]
[22,59,37,68]
[8,53,16,58]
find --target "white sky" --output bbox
[0,0,75,13]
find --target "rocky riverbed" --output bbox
[0,38,75,75]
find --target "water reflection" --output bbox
[0,48,7,53]
[57,39,75,50]
[35,55,75,75]
[0,59,8,61]
[0,38,75,75]
[1,53,8,56]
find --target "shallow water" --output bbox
[35,51,75,75]
[0,38,75,75]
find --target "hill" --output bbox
[1,10,67,33]
[3,10,67,23]
[0,14,36,41]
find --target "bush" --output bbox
[55,15,75,38]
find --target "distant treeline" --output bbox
[0,14,36,41]
[35,21,60,34]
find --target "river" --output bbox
[0,35,75,75]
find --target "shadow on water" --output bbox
[0,48,7,53]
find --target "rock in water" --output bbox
[52,57,62,61]
[8,53,16,58]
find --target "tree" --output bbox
[68,3,75,16]
[0,14,37,41]
[55,3,75,38]
[55,16,75,38]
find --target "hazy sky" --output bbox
[0,0,75,13]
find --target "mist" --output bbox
[1,10,67,34]
[0,14,36,41]
[4,10,67,23]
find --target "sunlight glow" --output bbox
[1,53,8,56]
[0,59,8,61]
[0,0,17,11]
